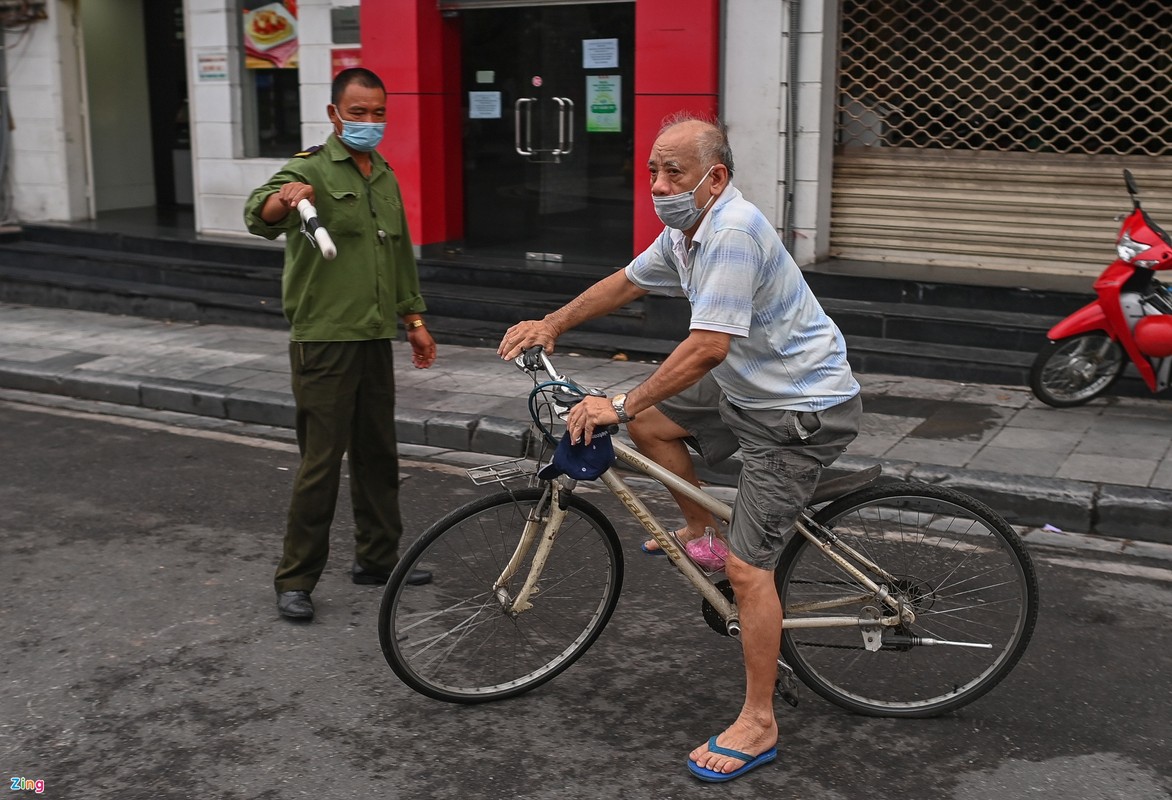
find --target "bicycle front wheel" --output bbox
[777,482,1038,717]
[378,487,624,704]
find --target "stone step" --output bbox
[0,223,1134,395]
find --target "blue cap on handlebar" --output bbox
[538,430,615,482]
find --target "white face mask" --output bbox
[652,166,715,230]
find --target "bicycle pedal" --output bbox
[775,680,799,708]
[776,658,799,708]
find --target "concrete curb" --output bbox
[3,361,1170,543]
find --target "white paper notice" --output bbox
[582,38,619,70]
[197,52,230,81]
[468,91,502,120]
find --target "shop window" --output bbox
[240,1,301,158]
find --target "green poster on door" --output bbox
[586,75,621,133]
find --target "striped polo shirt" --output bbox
[625,185,860,412]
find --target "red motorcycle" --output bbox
[1030,170,1172,407]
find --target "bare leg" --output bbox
[627,406,722,549]
[689,553,780,774]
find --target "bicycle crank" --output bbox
[701,579,739,637]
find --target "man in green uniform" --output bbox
[244,67,436,622]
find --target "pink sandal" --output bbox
[685,528,729,572]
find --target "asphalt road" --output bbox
[2,394,1170,800]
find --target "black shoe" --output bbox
[406,568,432,586]
[277,590,314,620]
[352,562,433,586]
[351,562,391,585]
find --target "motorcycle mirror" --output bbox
[1124,169,1141,209]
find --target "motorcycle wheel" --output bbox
[1029,333,1126,407]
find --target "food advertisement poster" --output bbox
[586,75,621,133]
[243,1,299,69]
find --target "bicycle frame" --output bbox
[493,437,916,638]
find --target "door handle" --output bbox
[552,97,574,156]
[514,97,536,156]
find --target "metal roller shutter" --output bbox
[832,151,1172,276]
[832,0,1172,277]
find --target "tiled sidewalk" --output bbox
[2,302,1170,542]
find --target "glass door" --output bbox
[459,3,635,265]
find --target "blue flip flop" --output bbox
[687,737,778,783]
[640,541,667,556]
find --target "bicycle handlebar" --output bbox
[297,199,337,261]
[515,346,567,385]
[516,347,620,438]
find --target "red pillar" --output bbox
[633,0,721,251]
[362,0,461,245]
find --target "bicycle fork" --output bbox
[492,484,568,614]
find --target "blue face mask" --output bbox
[338,119,385,152]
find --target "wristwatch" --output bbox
[611,392,633,424]
[405,318,425,330]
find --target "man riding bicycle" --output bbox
[498,113,861,782]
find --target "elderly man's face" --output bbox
[647,121,726,216]
[648,125,709,198]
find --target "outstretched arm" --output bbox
[497,269,648,360]
[258,181,315,224]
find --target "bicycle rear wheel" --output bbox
[776,482,1038,717]
[378,487,623,703]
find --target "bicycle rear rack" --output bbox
[466,458,537,486]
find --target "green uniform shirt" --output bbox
[243,134,427,342]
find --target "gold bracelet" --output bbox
[405,319,425,330]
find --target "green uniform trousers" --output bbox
[275,339,403,593]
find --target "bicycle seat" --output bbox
[808,464,882,506]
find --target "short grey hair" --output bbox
[658,111,735,178]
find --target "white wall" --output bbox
[188,0,339,237]
[6,0,90,222]
[721,0,784,225]
[793,0,840,266]
[722,0,837,266]
[81,0,155,211]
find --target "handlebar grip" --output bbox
[514,346,567,384]
[296,199,337,261]
[520,346,546,370]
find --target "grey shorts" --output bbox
[657,373,741,465]
[658,374,862,571]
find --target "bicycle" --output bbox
[378,349,1039,718]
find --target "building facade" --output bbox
[4,0,1170,283]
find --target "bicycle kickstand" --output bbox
[775,657,799,708]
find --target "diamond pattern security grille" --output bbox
[837,0,1172,156]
